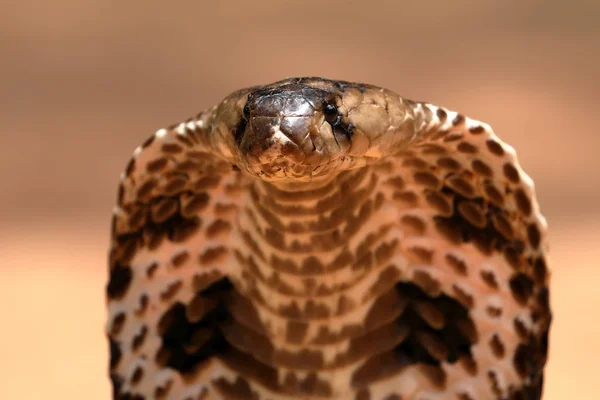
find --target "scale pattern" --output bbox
[107,78,550,400]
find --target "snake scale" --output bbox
[106,77,551,400]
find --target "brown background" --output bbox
[1,1,598,399]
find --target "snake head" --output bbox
[230,79,358,181]
[212,77,417,182]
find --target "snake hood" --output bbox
[209,77,419,182]
[108,77,550,400]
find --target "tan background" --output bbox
[1,1,598,399]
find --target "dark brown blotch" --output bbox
[171,251,189,268]
[452,284,474,309]
[402,157,428,169]
[480,270,499,289]
[491,214,514,240]
[484,183,505,207]
[486,306,502,318]
[419,364,447,389]
[181,192,210,217]
[509,273,534,305]
[459,354,478,376]
[414,301,446,329]
[414,171,440,189]
[199,246,228,265]
[130,366,144,385]
[486,140,505,156]
[489,334,506,358]
[374,240,398,265]
[107,264,133,299]
[161,143,184,154]
[154,379,173,399]
[213,377,255,399]
[513,318,529,340]
[457,141,478,154]
[163,176,188,195]
[385,176,405,190]
[170,217,202,243]
[151,198,179,223]
[109,339,122,369]
[433,218,463,245]
[160,280,183,301]
[146,157,169,173]
[436,108,448,122]
[301,256,325,274]
[117,184,125,205]
[452,114,465,126]
[469,125,485,134]
[141,134,156,149]
[514,189,532,216]
[443,132,464,142]
[426,191,453,217]
[400,215,426,235]
[286,321,309,344]
[472,159,493,177]
[206,219,232,238]
[109,312,126,336]
[533,257,548,283]
[527,223,541,249]
[135,294,149,316]
[392,191,419,205]
[413,270,441,297]
[457,201,487,229]
[420,143,447,155]
[125,157,136,177]
[445,253,467,276]
[408,246,434,264]
[131,326,148,351]
[436,157,461,171]
[503,163,520,183]
[136,179,157,200]
[146,262,159,278]
[447,177,475,198]
[488,370,502,397]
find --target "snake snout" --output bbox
[240,99,319,164]
[237,83,344,180]
[242,116,311,164]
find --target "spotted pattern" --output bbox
[107,78,550,399]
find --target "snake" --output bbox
[106,77,551,400]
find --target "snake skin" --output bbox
[107,77,551,400]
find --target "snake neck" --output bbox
[236,163,389,305]
[230,163,404,396]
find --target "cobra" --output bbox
[107,77,551,400]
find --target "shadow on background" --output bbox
[1,1,598,398]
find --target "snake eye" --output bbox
[323,103,339,124]
[243,104,251,119]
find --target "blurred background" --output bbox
[1,0,598,398]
